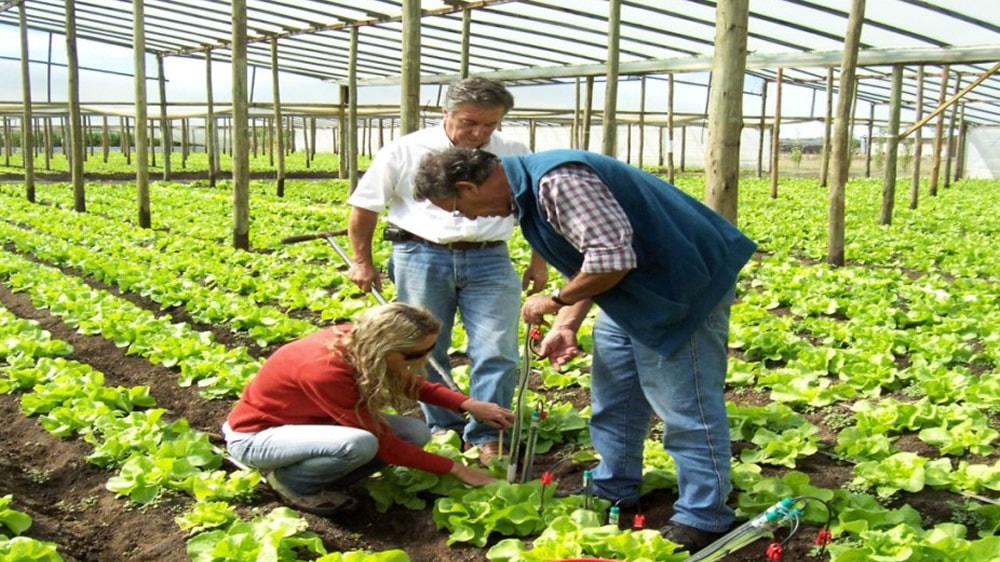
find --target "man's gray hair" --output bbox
[444,77,515,114]
[414,147,500,201]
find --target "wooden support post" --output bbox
[181,117,188,168]
[583,76,594,151]
[828,0,865,267]
[270,38,285,196]
[400,0,421,134]
[880,64,903,226]
[637,75,646,168]
[944,73,960,188]
[820,68,833,187]
[929,65,948,197]
[602,0,621,157]
[910,65,924,210]
[18,0,36,201]
[64,0,86,212]
[157,54,172,181]
[769,68,783,199]
[133,0,151,227]
[864,102,874,178]
[705,0,750,224]
[101,115,109,163]
[231,0,250,250]
[347,25,359,190]
[205,50,217,187]
[756,81,767,179]
[667,73,675,182]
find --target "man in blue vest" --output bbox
[413,147,757,555]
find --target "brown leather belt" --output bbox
[411,234,504,251]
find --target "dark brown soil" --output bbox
[0,265,967,562]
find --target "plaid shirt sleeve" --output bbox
[538,164,637,274]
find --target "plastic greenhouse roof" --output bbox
[1,0,999,125]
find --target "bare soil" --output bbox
[0,263,968,562]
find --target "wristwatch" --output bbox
[550,288,570,307]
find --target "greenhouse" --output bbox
[1,2,999,561]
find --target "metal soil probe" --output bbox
[280,229,460,391]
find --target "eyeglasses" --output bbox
[400,343,435,361]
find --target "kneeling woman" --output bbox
[222,302,514,515]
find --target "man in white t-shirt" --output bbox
[346,77,548,464]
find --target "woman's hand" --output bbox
[461,399,515,429]
[449,461,496,486]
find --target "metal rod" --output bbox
[281,231,461,391]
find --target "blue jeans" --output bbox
[588,287,735,533]
[223,415,430,495]
[390,240,520,446]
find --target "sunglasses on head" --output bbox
[400,343,435,361]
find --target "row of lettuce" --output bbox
[0,277,410,561]
[0,177,999,560]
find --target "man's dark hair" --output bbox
[444,77,515,114]
[414,147,500,201]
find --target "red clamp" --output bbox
[766,542,784,561]
[815,528,832,546]
[632,514,646,529]
[529,326,543,341]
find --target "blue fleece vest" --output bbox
[503,149,757,357]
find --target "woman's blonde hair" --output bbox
[340,303,442,428]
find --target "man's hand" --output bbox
[521,293,563,325]
[461,399,515,429]
[521,251,550,295]
[449,462,496,486]
[538,326,581,369]
[347,207,382,293]
[348,261,382,293]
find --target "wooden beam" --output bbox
[899,60,1000,139]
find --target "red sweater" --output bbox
[227,327,468,475]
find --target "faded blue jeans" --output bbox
[222,415,430,495]
[390,240,520,447]
[588,287,736,533]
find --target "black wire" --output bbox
[791,495,835,559]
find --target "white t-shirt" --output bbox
[347,123,530,243]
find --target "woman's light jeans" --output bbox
[223,415,431,495]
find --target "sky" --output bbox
[0,23,852,140]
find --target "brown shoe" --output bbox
[476,441,502,465]
[265,472,358,516]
